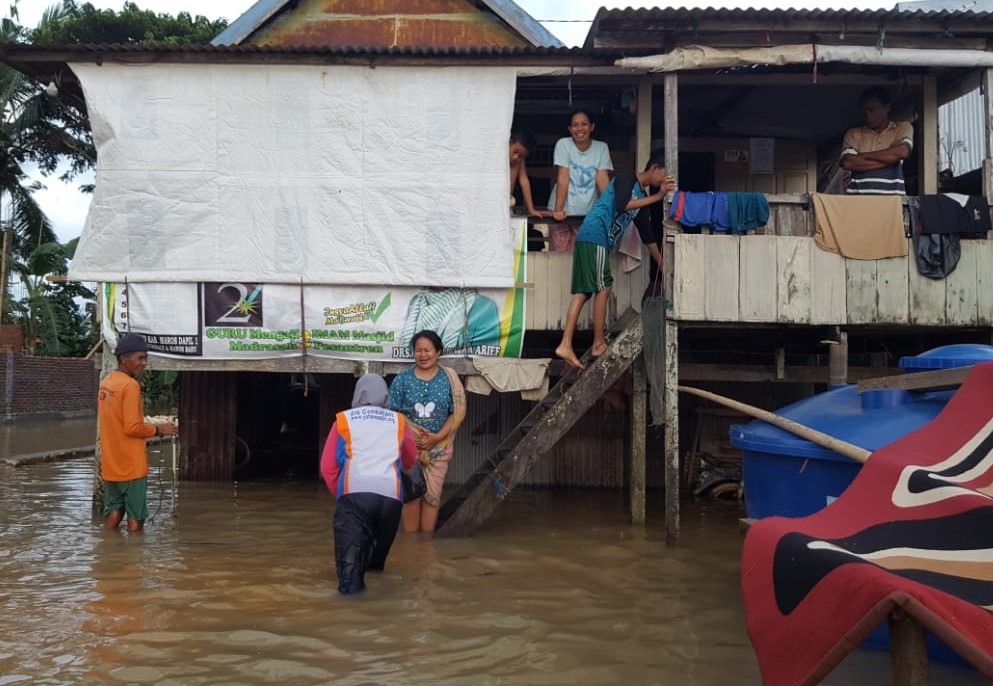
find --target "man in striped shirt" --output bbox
[840,86,914,195]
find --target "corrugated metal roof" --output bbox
[212,0,563,48]
[0,41,585,57]
[211,0,285,46]
[586,5,993,49]
[477,0,564,48]
[591,6,993,22]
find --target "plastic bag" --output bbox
[401,463,427,502]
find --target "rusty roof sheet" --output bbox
[212,0,563,48]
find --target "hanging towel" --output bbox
[467,358,551,401]
[618,222,644,273]
[812,193,907,260]
[727,192,771,233]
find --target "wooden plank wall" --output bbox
[526,251,645,331]
[672,235,993,326]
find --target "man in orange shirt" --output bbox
[98,333,177,532]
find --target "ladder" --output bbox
[436,310,644,537]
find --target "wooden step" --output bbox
[436,310,644,537]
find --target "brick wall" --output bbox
[0,352,98,418]
[0,325,25,353]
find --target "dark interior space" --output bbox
[511,74,937,204]
[234,372,325,479]
[679,325,993,371]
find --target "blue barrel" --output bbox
[730,344,993,519]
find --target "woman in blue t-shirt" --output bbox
[546,109,614,251]
[389,330,466,533]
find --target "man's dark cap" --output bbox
[115,333,148,356]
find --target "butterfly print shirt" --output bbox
[388,367,454,434]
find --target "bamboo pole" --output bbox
[677,385,872,463]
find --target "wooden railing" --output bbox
[525,194,993,330]
[672,233,993,326]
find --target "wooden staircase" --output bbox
[436,310,644,537]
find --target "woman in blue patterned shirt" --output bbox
[389,330,466,533]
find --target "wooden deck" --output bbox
[672,233,993,326]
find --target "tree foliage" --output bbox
[0,1,228,356]
[31,1,228,45]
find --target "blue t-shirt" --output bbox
[576,179,646,249]
[389,367,454,434]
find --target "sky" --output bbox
[12,0,901,242]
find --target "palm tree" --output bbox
[1,2,95,354]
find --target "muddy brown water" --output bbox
[0,443,986,685]
[0,416,96,458]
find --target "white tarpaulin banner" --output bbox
[68,62,518,287]
[101,219,529,362]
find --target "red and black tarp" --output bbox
[742,362,993,685]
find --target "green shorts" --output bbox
[103,477,149,521]
[570,242,613,295]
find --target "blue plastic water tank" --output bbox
[731,386,950,518]
[731,344,993,518]
[899,343,993,371]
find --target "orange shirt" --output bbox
[98,370,155,482]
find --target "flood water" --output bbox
[0,444,987,685]
[0,415,96,457]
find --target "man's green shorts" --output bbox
[103,477,149,521]
[570,241,613,295]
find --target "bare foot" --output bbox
[591,341,608,358]
[555,344,584,370]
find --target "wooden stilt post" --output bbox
[0,228,10,333]
[921,76,938,195]
[93,340,115,516]
[983,68,993,201]
[629,75,653,528]
[663,320,680,545]
[663,72,681,546]
[889,609,929,686]
[829,330,849,386]
[630,354,647,525]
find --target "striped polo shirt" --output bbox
[841,121,914,195]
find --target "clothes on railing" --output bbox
[728,193,772,233]
[670,190,728,229]
[917,194,992,236]
[812,193,907,260]
[909,194,990,279]
[669,191,770,233]
[548,218,583,252]
[905,197,960,279]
